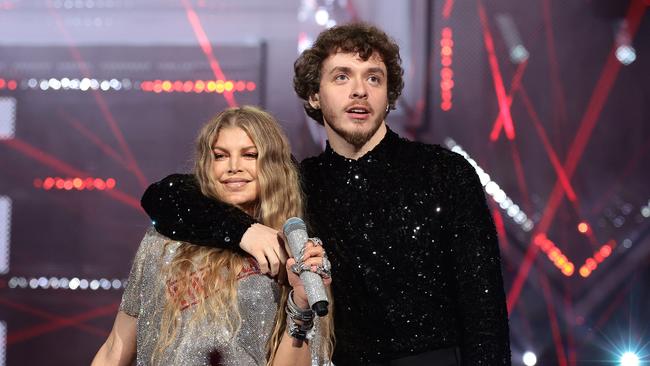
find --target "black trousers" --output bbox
[368,347,461,366]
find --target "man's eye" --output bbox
[335,74,348,81]
[368,76,381,84]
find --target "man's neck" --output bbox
[325,122,388,160]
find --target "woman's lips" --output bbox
[222,179,249,189]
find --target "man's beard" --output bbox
[323,110,384,149]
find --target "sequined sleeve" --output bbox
[446,153,511,365]
[141,174,257,250]
[118,229,153,317]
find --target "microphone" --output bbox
[283,217,329,316]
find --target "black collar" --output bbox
[322,126,401,167]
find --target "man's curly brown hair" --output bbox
[293,22,404,125]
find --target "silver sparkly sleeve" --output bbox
[309,316,332,366]
[118,228,154,317]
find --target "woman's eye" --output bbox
[213,153,226,160]
[243,152,259,159]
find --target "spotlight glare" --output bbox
[616,45,636,65]
[578,222,589,234]
[620,352,639,366]
[314,7,329,26]
[523,351,537,366]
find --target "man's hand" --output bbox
[240,223,288,276]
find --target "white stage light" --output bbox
[315,8,329,26]
[523,351,537,366]
[620,352,640,366]
[616,45,636,65]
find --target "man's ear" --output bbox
[308,93,320,109]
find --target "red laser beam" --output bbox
[442,0,455,19]
[1,138,141,211]
[7,302,117,345]
[509,141,533,213]
[562,286,577,366]
[181,0,237,107]
[45,0,148,189]
[0,297,114,343]
[518,87,577,202]
[478,1,516,140]
[506,0,647,312]
[59,110,129,168]
[542,0,570,138]
[489,60,528,141]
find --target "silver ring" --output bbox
[315,265,332,279]
[322,257,331,272]
[290,263,302,275]
[308,237,323,247]
[290,261,311,275]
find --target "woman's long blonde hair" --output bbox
[153,106,333,364]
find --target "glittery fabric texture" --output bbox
[301,129,511,365]
[141,174,256,251]
[120,228,279,365]
[141,129,511,365]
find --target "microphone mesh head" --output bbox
[283,217,306,236]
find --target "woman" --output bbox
[92,106,334,365]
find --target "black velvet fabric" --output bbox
[140,129,511,366]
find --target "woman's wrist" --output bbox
[286,289,315,341]
[291,290,310,309]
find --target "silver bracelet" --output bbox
[286,289,315,322]
[287,317,315,341]
[286,290,315,340]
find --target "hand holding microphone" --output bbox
[283,217,330,317]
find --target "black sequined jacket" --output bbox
[141,128,511,365]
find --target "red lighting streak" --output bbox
[510,141,533,213]
[46,1,149,189]
[59,110,129,168]
[36,177,116,191]
[478,1,515,140]
[181,0,237,107]
[507,0,647,312]
[542,0,570,134]
[440,27,454,111]
[6,301,117,345]
[0,297,115,344]
[533,234,575,277]
[140,80,254,94]
[578,240,616,278]
[0,137,140,210]
[491,207,509,251]
[518,87,577,202]
[489,60,528,142]
[442,0,455,19]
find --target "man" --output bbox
[142,23,511,365]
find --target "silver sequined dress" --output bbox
[120,228,280,365]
